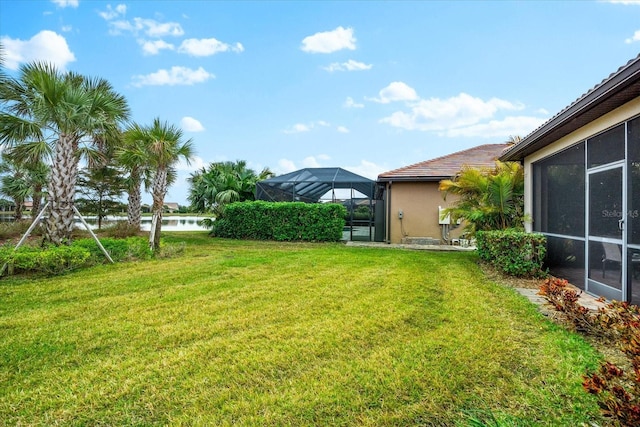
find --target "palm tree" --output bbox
[3,142,52,219]
[145,118,193,250]
[439,161,525,234]
[188,160,274,213]
[0,62,129,244]
[118,124,153,229]
[0,153,30,220]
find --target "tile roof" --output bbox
[378,143,509,182]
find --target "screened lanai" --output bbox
[255,168,382,241]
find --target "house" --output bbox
[501,54,640,304]
[163,202,180,213]
[378,144,509,244]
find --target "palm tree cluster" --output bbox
[188,160,273,216]
[0,52,193,250]
[439,161,526,234]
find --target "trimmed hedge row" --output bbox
[212,201,347,242]
[476,229,547,277]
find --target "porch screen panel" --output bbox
[629,117,640,246]
[588,124,625,168]
[533,142,585,236]
[545,235,586,290]
[630,117,640,304]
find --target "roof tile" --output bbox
[378,143,509,181]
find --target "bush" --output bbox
[212,201,346,242]
[73,237,151,263]
[538,277,640,425]
[0,244,91,275]
[476,229,546,277]
[0,236,153,277]
[0,220,43,240]
[99,221,142,238]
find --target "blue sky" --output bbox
[1,0,639,205]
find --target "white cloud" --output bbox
[277,159,297,174]
[61,25,72,32]
[301,26,356,53]
[536,108,550,115]
[443,116,547,138]
[606,0,640,4]
[344,97,364,108]
[324,59,372,72]
[625,30,640,43]
[345,160,387,180]
[1,30,76,70]
[380,92,525,132]
[302,156,323,168]
[51,0,78,8]
[283,123,311,134]
[283,121,332,134]
[337,126,349,133]
[369,81,418,104]
[181,117,205,132]
[175,155,205,172]
[99,4,126,20]
[106,16,184,37]
[178,38,244,56]
[132,66,214,87]
[138,39,174,55]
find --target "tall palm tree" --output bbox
[145,118,193,250]
[117,124,152,229]
[0,62,129,244]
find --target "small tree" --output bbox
[439,161,526,234]
[75,164,126,230]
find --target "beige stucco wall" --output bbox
[523,97,640,232]
[385,181,466,244]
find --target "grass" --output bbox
[0,233,603,425]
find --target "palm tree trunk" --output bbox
[14,198,23,221]
[45,134,78,245]
[31,184,43,220]
[149,167,167,251]
[127,170,142,228]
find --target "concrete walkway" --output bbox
[514,286,607,312]
[345,241,476,251]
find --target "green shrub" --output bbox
[0,245,91,275]
[73,237,151,263]
[0,236,153,277]
[212,201,346,242]
[476,229,546,277]
[99,221,142,238]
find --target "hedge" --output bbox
[476,229,547,277]
[212,201,347,242]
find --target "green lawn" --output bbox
[0,233,602,425]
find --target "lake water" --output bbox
[79,216,211,231]
[0,213,212,231]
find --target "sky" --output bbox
[1,0,639,206]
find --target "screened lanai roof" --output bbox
[256,167,375,203]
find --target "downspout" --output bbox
[386,181,392,243]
